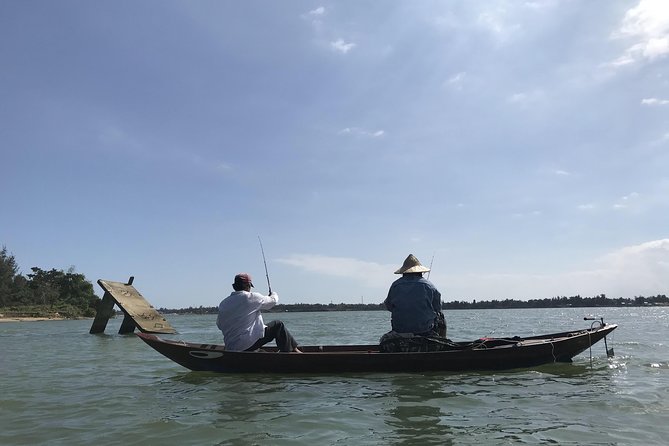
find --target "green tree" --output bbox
[27,267,99,315]
[0,246,24,306]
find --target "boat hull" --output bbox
[137,324,617,373]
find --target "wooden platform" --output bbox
[89,277,176,334]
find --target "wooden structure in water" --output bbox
[89,277,176,335]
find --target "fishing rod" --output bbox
[427,252,435,279]
[258,236,272,294]
[426,252,446,337]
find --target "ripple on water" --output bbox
[2,310,669,445]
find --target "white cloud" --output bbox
[655,132,669,144]
[277,254,392,288]
[511,210,542,219]
[308,6,325,17]
[214,162,232,172]
[613,192,640,210]
[523,1,558,10]
[442,239,669,300]
[611,0,669,66]
[445,72,467,90]
[302,6,326,27]
[578,203,595,211]
[338,127,385,138]
[279,239,669,301]
[98,124,144,153]
[331,39,356,54]
[596,239,669,294]
[507,89,545,105]
[476,9,521,44]
[642,97,669,105]
[554,169,570,176]
[185,154,233,175]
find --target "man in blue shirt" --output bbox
[384,254,446,337]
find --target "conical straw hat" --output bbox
[394,254,430,274]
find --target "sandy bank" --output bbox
[0,316,67,322]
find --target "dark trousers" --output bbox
[418,313,447,338]
[435,312,447,338]
[245,320,299,352]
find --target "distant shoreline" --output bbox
[0,316,67,323]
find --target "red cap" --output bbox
[234,273,254,287]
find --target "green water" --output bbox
[1,308,667,445]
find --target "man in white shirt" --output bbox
[216,273,301,352]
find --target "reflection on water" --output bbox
[377,363,626,445]
[149,364,625,445]
[383,375,455,446]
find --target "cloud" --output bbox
[331,39,356,54]
[338,127,385,138]
[213,161,232,172]
[279,240,669,301]
[175,154,233,175]
[611,0,669,67]
[642,97,669,105]
[476,9,521,44]
[596,239,669,293]
[444,72,467,90]
[277,254,393,288]
[507,89,545,106]
[442,239,669,300]
[613,192,640,210]
[554,169,570,176]
[308,6,325,17]
[511,210,542,219]
[97,124,144,154]
[654,132,669,144]
[302,6,326,27]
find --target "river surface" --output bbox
[1,307,667,445]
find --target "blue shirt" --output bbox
[384,275,442,334]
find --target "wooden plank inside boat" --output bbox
[90,278,176,334]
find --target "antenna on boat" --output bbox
[258,236,272,294]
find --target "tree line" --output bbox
[0,246,100,318]
[3,244,667,318]
[443,294,669,309]
[160,294,668,314]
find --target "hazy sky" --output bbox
[2,1,668,308]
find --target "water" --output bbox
[1,307,667,445]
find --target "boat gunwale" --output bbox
[137,324,617,355]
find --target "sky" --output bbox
[2,1,669,308]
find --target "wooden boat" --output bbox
[136,322,617,373]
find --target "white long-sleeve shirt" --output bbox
[216,290,278,351]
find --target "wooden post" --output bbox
[89,292,117,334]
[89,277,176,335]
[118,313,137,334]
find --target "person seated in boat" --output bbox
[216,273,301,352]
[384,254,446,338]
